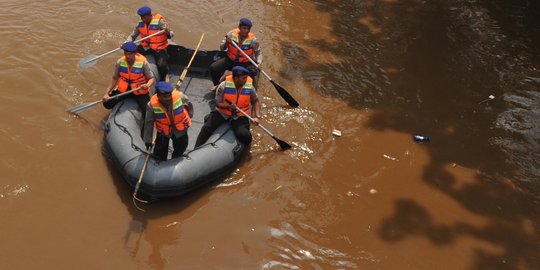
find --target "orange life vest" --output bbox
[117,53,149,95]
[137,14,168,51]
[217,75,253,117]
[150,90,192,136]
[227,28,255,63]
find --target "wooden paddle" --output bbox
[132,33,205,210]
[228,37,299,107]
[225,99,292,150]
[79,30,165,69]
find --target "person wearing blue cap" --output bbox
[209,18,263,87]
[143,81,193,160]
[102,41,155,112]
[126,6,173,81]
[195,66,262,148]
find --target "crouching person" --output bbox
[143,81,192,161]
[195,66,262,147]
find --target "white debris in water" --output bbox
[369,189,377,194]
[46,143,54,147]
[383,154,398,161]
[165,221,180,228]
[332,129,342,137]
[298,249,316,260]
[489,95,495,99]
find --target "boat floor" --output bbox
[167,65,217,152]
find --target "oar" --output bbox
[132,136,155,211]
[132,33,205,210]
[225,99,292,150]
[80,30,166,69]
[175,33,205,90]
[228,37,299,107]
[67,86,143,114]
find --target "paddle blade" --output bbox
[270,80,299,108]
[67,100,102,114]
[79,55,99,69]
[273,136,292,150]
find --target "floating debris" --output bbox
[478,94,496,104]
[369,189,377,194]
[332,129,342,137]
[383,154,397,161]
[413,135,430,142]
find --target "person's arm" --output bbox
[214,82,233,110]
[142,61,156,90]
[159,18,174,38]
[102,63,120,101]
[250,88,261,125]
[220,31,232,51]
[251,37,262,66]
[143,103,155,147]
[126,26,140,43]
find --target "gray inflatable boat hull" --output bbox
[103,44,248,200]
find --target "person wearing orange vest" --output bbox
[102,41,155,112]
[126,6,173,81]
[209,18,262,87]
[143,81,192,161]
[195,66,262,147]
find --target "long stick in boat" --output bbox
[132,33,205,210]
[228,38,299,108]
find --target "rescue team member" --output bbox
[126,6,173,81]
[102,41,155,111]
[195,66,262,147]
[209,18,262,87]
[143,81,192,161]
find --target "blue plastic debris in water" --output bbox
[413,135,430,142]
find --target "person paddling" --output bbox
[196,66,262,147]
[209,18,262,88]
[126,6,173,81]
[102,41,155,112]
[143,81,192,161]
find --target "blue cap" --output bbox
[232,66,250,76]
[121,41,138,52]
[239,18,252,28]
[137,6,152,16]
[155,81,173,93]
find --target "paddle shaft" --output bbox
[228,38,272,81]
[67,86,143,113]
[84,30,166,64]
[225,99,274,138]
[133,137,155,201]
[228,37,299,108]
[176,33,205,89]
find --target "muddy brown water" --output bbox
[1,1,539,269]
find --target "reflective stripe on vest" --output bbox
[117,53,149,95]
[137,14,168,51]
[218,75,252,117]
[150,90,192,136]
[227,28,255,63]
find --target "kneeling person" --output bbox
[195,66,262,147]
[144,81,192,161]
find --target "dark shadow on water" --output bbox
[277,0,540,269]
